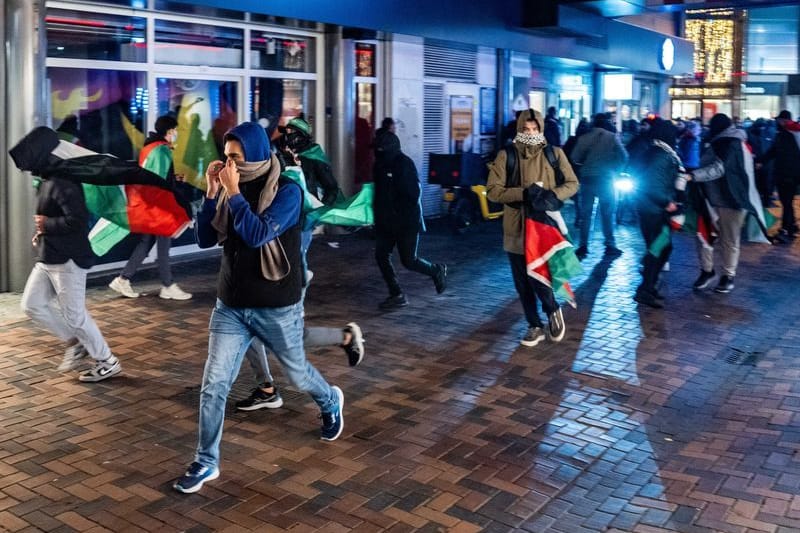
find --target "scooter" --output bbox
[428,152,502,233]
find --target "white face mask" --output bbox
[166,130,178,144]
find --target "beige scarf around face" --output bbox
[211,153,291,281]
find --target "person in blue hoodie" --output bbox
[173,122,344,494]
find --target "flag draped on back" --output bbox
[9,127,192,256]
[524,208,582,306]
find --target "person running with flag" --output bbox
[19,173,121,382]
[487,109,579,347]
[108,115,192,300]
[174,122,344,494]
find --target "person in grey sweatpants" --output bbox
[20,176,122,382]
[689,113,762,294]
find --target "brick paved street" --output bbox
[1,213,800,532]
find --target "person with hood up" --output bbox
[173,122,344,494]
[629,118,684,308]
[689,113,768,293]
[544,106,563,147]
[20,171,122,382]
[108,115,192,300]
[372,129,447,310]
[569,112,628,259]
[486,109,579,347]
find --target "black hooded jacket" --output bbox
[372,132,422,231]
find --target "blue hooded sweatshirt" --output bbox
[224,122,271,162]
[196,122,300,250]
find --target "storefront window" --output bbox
[742,95,779,121]
[154,1,245,20]
[355,82,376,184]
[672,100,702,120]
[250,32,315,73]
[46,9,147,62]
[47,67,149,264]
[155,77,238,191]
[250,78,315,141]
[154,20,243,67]
[48,67,147,159]
[746,6,799,74]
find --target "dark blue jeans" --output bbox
[577,180,616,249]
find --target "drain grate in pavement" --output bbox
[722,346,763,366]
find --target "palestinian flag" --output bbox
[281,166,374,230]
[9,127,192,256]
[524,208,582,307]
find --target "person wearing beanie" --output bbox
[570,112,629,259]
[486,109,579,347]
[689,113,769,293]
[372,129,447,309]
[108,114,192,301]
[759,109,800,241]
[174,121,345,494]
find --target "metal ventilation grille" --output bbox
[423,40,477,82]
[422,83,446,217]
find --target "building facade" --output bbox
[0,0,693,291]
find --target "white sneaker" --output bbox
[661,261,670,272]
[78,356,122,382]
[109,276,139,298]
[159,283,192,300]
[58,343,88,371]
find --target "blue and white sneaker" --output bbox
[320,386,344,441]
[173,462,219,494]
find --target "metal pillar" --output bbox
[3,0,45,291]
[325,26,355,196]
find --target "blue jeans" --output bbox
[578,180,616,249]
[195,299,338,469]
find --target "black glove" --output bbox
[525,184,563,212]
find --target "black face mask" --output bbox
[285,131,308,151]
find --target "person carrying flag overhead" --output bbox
[18,171,122,382]
[487,109,579,348]
[108,115,192,300]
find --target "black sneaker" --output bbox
[379,294,408,310]
[520,326,546,347]
[634,288,664,309]
[714,275,734,294]
[433,264,448,294]
[574,246,588,260]
[235,383,284,411]
[342,322,365,367]
[605,246,623,257]
[692,269,715,290]
[548,307,566,342]
[320,386,344,441]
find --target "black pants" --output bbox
[508,252,558,328]
[375,227,436,296]
[776,177,797,234]
[638,211,672,294]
